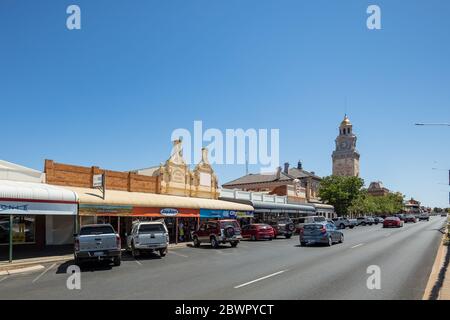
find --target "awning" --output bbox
[220,198,316,215]
[0,180,78,216]
[63,186,254,217]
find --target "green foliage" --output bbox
[349,192,404,215]
[318,176,364,216]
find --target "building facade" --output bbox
[332,115,360,177]
[222,161,321,204]
[367,181,390,197]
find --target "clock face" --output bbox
[339,141,348,150]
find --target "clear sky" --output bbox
[1,0,449,207]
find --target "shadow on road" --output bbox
[56,260,113,274]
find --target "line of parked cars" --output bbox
[73,211,436,266]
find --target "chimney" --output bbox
[276,166,282,179]
[284,162,290,174]
[297,160,302,170]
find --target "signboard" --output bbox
[160,208,179,216]
[0,200,77,216]
[200,209,254,219]
[93,174,104,188]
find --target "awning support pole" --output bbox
[9,215,13,263]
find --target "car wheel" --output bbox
[230,241,238,248]
[159,249,167,257]
[285,234,292,239]
[339,234,344,243]
[211,237,219,249]
[339,224,346,229]
[327,236,333,246]
[113,256,121,266]
[300,241,306,246]
[362,222,366,226]
[269,237,273,241]
[349,225,354,229]
[193,236,200,248]
[251,235,256,241]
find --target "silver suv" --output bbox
[127,221,169,257]
[331,217,355,229]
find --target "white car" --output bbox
[127,221,169,257]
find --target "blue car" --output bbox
[299,222,344,247]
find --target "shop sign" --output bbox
[160,208,179,216]
[0,204,29,212]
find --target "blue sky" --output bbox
[1,0,449,207]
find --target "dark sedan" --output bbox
[299,222,344,247]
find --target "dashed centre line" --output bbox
[234,270,289,289]
[351,243,364,249]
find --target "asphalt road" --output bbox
[0,216,446,300]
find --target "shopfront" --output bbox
[0,180,78,262]
[67,186,253,244]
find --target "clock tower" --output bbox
[332,115,360,177]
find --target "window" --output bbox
[0,215,36,244]
[79,225,115,235]
[139,224,165,233]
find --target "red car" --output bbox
[241,224,275,241]
[404,215,417,223]
[383,217,404,228]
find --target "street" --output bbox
[0,216,446,300]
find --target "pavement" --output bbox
[0,216,446,300]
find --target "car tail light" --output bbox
[116,235,121,250]
[320,227,327,233]
[299,228,304,234]
[74,238,79,251]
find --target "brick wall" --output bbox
[45,160,159,193]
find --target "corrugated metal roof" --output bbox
[0,180,78,203]
[63,186,254,211]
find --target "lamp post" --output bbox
[415,123,450,126]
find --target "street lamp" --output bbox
[415,123,450,126]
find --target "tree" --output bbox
[349,191,404,216]
[318,176,364,216]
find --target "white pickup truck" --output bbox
[127,221,169,258]
[74,224,121,266]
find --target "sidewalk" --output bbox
[423,234,450,300]
[0,242,189,273]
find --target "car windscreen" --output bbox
[139,224,165,233]
[79,225,115,235]
[314,217,326,222]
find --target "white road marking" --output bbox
[0,276,8,283]
[32,263,56,283]
[351,243,364,249]
[168,251,188,258]
[134,259,142,266]
[234,270,288,289]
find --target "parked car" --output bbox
[357,216,373,226]
[299,222,344,247]
[404,215,417,223]
[74,224,121,266]
[192,219,242,248]
[241,223,274,241]
[383,217,404,228]
[126,221,169,257]
[294,216,327,233]
[268,217,296,239]
[395,214,406,221]
[331,217,354,229]
[418,213,430,221]
[348,218,358,228]
[374,217,384,224]
[441,213,448,217]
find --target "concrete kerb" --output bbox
[0,242,189,274]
